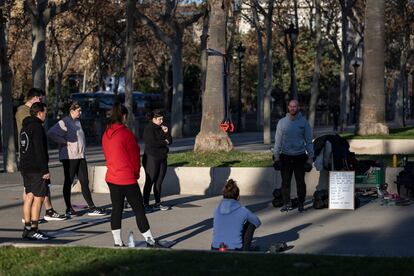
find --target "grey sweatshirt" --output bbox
[47,116,86,160]
[273,112,314,160]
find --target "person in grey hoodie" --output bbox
[212,179,261,251]
[48,102,105,217]
[273,99,314,212]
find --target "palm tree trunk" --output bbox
[194,0,233,152]
[357,0,388,135]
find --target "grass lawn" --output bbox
[167,150,414,167]
[1,247,413,276]
[341,126,414,139]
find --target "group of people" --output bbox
[17,87,312,251]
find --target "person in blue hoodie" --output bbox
[273,99,314,213]
[211,179,261,251]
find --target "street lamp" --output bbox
[352,59,360,124]
[285,23,299,100]
[236,42,245,131]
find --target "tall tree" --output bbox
[357,0,388,135]
[0,1,17,172]
[194,0,232,152]
[135,1,203,138]
[24,0,79,91]
[308,0,323,129]
[125,0,136,131]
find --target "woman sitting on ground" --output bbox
[211,179,261,251]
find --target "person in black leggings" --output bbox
[102,103,165,248]
[143,109,172,212]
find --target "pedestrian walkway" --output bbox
[1,182,414,256]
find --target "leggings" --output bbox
[107,183,150,232]
[62,159,94,210]
[143,154,167,205]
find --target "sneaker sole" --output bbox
[88,213,106,216]
[44,216,67,221]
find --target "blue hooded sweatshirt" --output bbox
[212,199,261,250]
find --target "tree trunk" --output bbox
[0,9,17,172]
[357,0,388,135]
[394,53,407,127]
[125,0,135,132]
[339,0,350,131]
[199,6,209,101]
[170,42,184,138]
[54,72,63,119]
[308,0,323,129]
[162,54,171,112]
[263,0,275,145]
[30,18,47,91]
[194,0,232,152]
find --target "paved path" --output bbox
[1,182,414,256]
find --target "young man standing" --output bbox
[15,88,65,221]
[273,99,314,212]
[20,102,52,240]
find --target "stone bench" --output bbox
[73,166,403,197]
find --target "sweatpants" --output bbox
[107,183,150,233]
[62,159,94,210]
[143,154,167,205]
[280,153,308,204]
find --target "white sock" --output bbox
[112,229,123,246]
[142,229,155,244]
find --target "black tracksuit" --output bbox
[142,122,172,205]
[19,116,49,175]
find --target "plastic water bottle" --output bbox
[128,231,135,248]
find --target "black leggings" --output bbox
[143,154,167,205]
[62,159,94,210]
[107,183,150,233]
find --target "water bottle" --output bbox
[128,231,135,248]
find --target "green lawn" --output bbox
[341,126,414,139]
[0,247,413,276]
[168,150,273,167]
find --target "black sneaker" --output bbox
[88,207,106,216]
[280,204,292,213]
[146,238,168,248]
[144,205,153,213]
[114,243,126,247]
[27,230,52,241]
[153,203,170,211]
[44,209,66,221]
[124,201,131,209]
[66,208,79,218]
[22,228,31,239]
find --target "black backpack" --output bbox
[272,189,283,207]
[313,190,329,209]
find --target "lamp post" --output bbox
[285,23,299,100]
[352,60,360,124]
[236,42,245,131]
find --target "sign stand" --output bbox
[329,171,355,210]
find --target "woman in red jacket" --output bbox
[102,103,163,247]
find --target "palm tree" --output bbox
[194,0,233,152]
[357,0,388,135]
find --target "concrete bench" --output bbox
[73,166,403,197]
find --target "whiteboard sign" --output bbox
[329,171,355,210]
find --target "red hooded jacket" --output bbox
[102,123,140,185]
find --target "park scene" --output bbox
[1,0,414,275]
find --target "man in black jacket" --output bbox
[20,102,52,240]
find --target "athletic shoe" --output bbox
[114,243,126,247]
[27,230,52,241]
[280,204,292,213]
[146,238,168,248]
[153,203,170,211]
[44,209,66,221]
[144,205,153,213]
[124,201,131,209]
[88,207,106,216]
[66,208,79,218]
[22,228,31,239]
